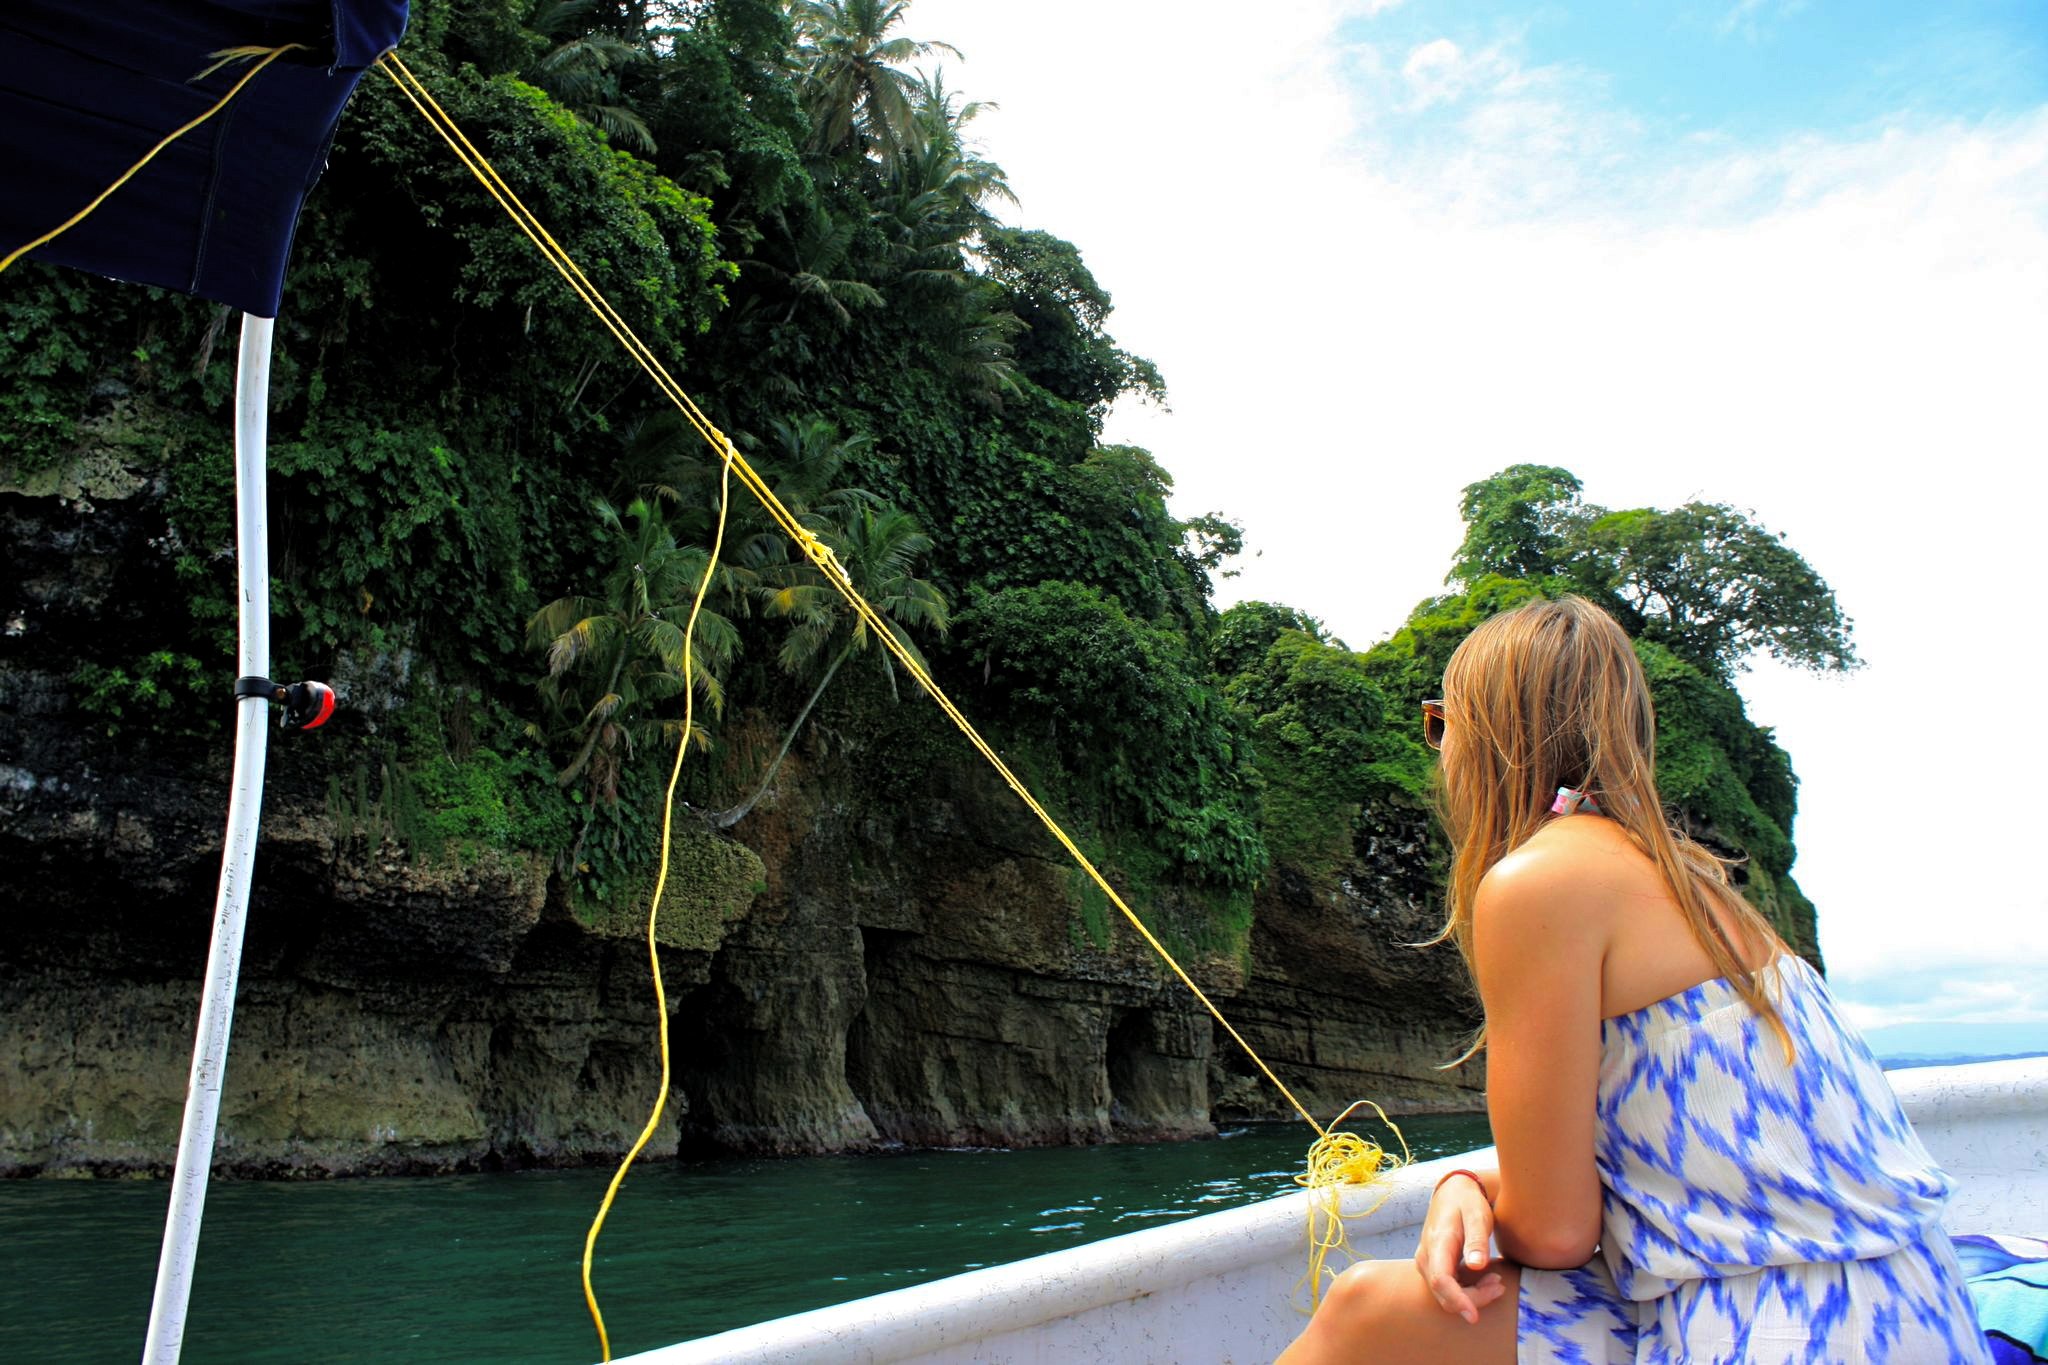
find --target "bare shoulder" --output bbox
[1474,819,1638,953]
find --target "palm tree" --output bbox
[615,410,880,571]
[898,68,1014,228]
[712,501,947,828]
[525,0,658,154]
[527,497,740,814]
[850,71,1024,401]
[740,202,886,325]
[926,280,1023,403]
[745,413,882,551]
[791,0,959,166]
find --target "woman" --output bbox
[1279,596,1987,1364]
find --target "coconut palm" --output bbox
[527,497,740,810]
[860,72,1022,398]
[749,414,881,537]
[898,68,1014,228]
[740,202,886,325]
[791,0,959,166]
[616,410,880,572]
[526,0,658,153]
[713,501,947,828]
[930,281,1023,402]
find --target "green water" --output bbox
[0,1114,1488,1364]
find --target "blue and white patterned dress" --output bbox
[1518,954,1992,1363]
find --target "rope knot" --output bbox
[795,531,850,585]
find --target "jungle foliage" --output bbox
[1207,461,1851,950]
[3,0,1846,952]
[1447,464,1859,679]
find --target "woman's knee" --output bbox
[1282,1255,1521,1365]
[1318,1259,1415,1335]
[1279,1261,1410,1364]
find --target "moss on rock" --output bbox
[576,820,765,953]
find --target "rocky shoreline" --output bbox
[0,713,1484,1179]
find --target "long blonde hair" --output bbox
[1431,596,1792,1061]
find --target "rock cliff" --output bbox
[0,467,1484,1175]
[0,701,1483,1176]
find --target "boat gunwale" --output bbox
[617,1056,2047,1365]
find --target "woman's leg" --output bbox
[1276,1257,1521,1365]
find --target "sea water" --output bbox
[0,1114,1488,1363]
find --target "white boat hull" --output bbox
[620,1057,2047,1364]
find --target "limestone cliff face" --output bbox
[665,729,1486,1160]
[0,698,1483,1178]
[1216,807,1486,1125]
[0,472,1483,1178]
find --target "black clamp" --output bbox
[235,675,337,732]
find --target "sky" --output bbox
[911,0,2048,1046]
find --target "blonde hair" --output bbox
[1431,596,1792,1062]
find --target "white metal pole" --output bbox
[141,313,275,1365]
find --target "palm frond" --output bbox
[580,691,624,729]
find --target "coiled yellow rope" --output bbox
[1295,1099,1409,1307]
[395,49,1401,1353]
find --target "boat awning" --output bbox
[0,0,409,317]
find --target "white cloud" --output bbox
[1336,29,1646,218]
[1400,38,1468,107]
[1717,0,1809,43]
[910,0,2048,991]
[1834,948,2048,1031]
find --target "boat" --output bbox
[6,15,2038,1365]
[621,1056,2048,1364]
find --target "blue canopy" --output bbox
[0,0,409,317]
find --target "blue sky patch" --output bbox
[1348,0,2048,143]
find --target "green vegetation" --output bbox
[73,651,209,738]
[954,581,1262,891]
[716,500,948,827]
[1344,468,1855,943]
[1198,459,1851,941]
[4,0,1847,957]
[573,819,769,950]
[1217,617,1427,885]
[1448,464,1858,678]
[527,496,737,800]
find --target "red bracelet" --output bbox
[1432,1168,1489,1202]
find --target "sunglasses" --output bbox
[1422,699,1446,751]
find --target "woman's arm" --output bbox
[1471,849,1609,1268]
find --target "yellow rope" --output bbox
[0,45,303,277]
[574,440,735,1362]
[375,49,1323,1135]
[1294,1099,1409,1308]
[374,49,1399,1351]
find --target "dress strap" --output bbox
[1551,786,1602,816]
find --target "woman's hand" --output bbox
[1413,1172,1506,1325]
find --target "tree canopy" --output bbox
[1448,465,1859,679]
[1448,463,1589,584]
[1348,465,1849,957]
